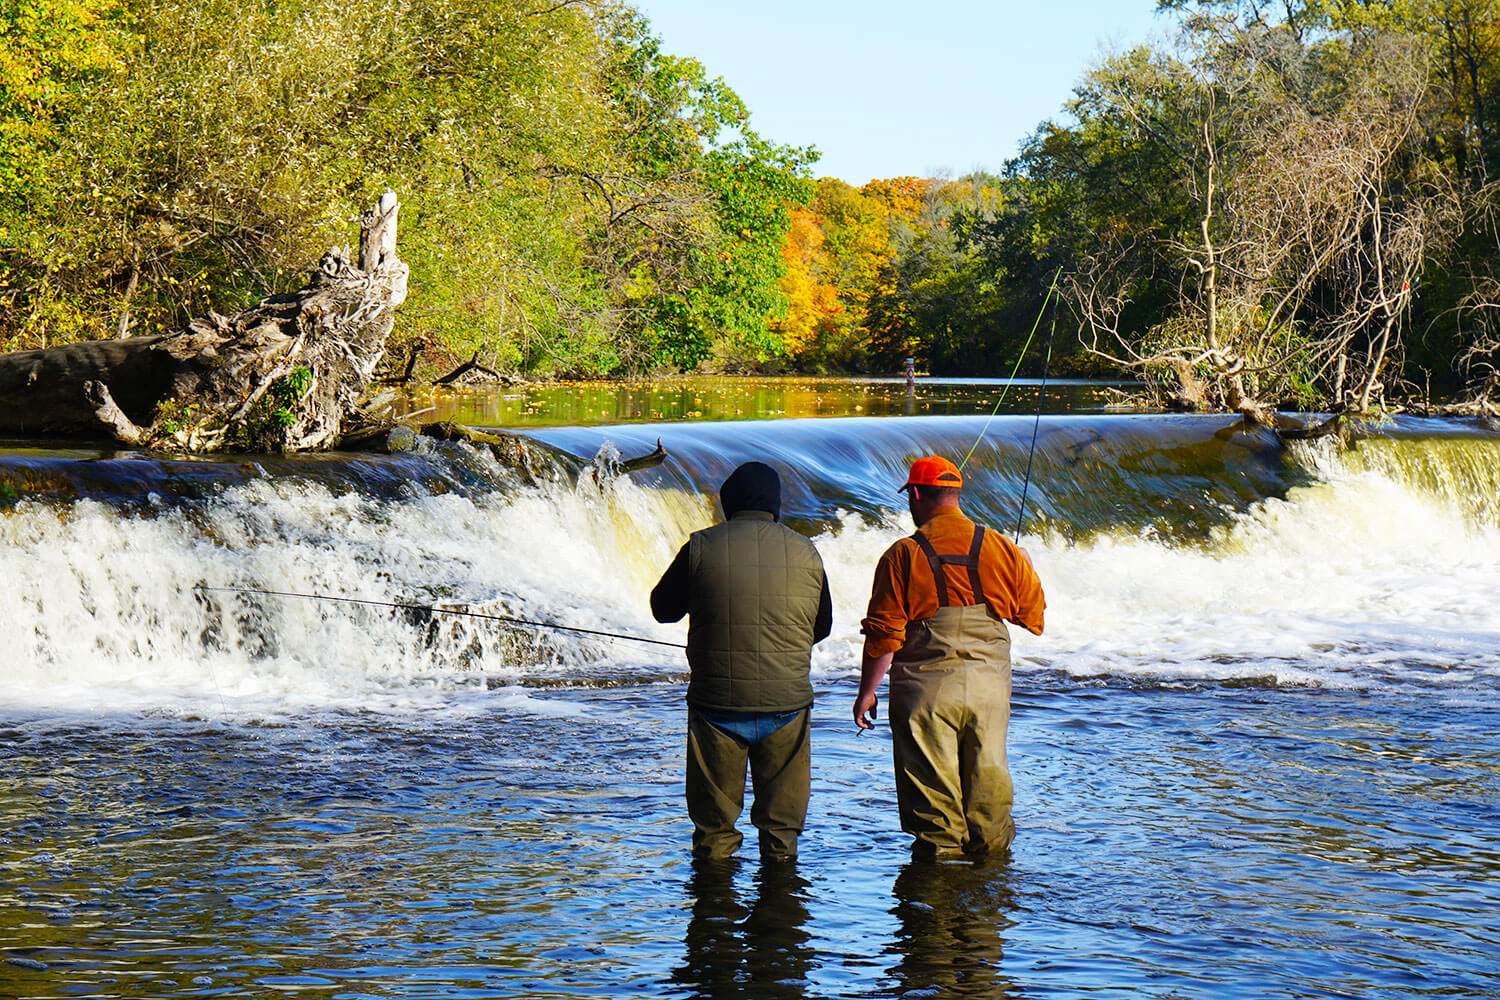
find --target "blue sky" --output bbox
[631,0,1172,184]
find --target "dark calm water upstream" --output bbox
[3,379,1499,998]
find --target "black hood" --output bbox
[719,461,781,521]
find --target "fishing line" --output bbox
[202,655,232,721]
[950,269,1060,540]
[1015,289,1058,539]
[192,585,686,650]
[956,268,1062,474]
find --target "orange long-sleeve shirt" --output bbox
[860,506,1045,658]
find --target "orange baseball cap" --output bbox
[899,455,963,492]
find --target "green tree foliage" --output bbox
[1155,1,1500,175]
[769,0,1500,398]
[596,17,814,371]
[954,47,1208,376]
[0,0,119,206]
[766,2,1500,394]
[0,0,811,375]
[945,9,1500,408]
[0,0,122,338]
[862,178,1014,374]
[1155,0,1430,39]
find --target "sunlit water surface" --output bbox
[403,375,1127,427]
[3,381,1499,998]
[7,681,1497,999]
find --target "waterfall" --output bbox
[2,414,1497,716]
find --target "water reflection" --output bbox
[400,376,1134,429]
[884,860,1020,999]
[672,859,814,998]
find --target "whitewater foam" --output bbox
[2,426,1498,717]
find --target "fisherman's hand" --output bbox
[854,691,878,730]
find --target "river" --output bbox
[2,376,1497,999]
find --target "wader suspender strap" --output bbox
[911,525,988,608]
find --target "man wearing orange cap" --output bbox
[854,455,1045,858]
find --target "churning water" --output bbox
[2,400,1498,998]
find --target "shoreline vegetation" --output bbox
[4,0,1500,450]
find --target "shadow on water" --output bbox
[672,859,814,999]
[670,855,1024,1000]
[881,859,1022,1000]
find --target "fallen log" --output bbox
[417,420,536,467]
[433,349,500,386]
[380,340,424,386]
[613,438,667,474]
[0,192,409,452]
[1267,412,1345,442]
[386,420,668,482]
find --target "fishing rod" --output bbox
[955,268,1061,541]
[192,585,686,650]
[1016,288,1058,539]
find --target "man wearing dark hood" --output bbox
[651,461,833,861]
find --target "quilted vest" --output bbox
[684,510,824,712]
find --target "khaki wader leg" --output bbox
[686,709,747,859]
[890,606,1015,858]
[890,667,965,856]
[748,707,810,861]
[959,671,1014,854]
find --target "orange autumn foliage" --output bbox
[772,178,906,364]
[772,174,999,367]
[773,206,843,357]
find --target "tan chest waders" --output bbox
[890,525,1016,857]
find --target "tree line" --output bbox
[5,0,1500,412]
[779,0,1500,413]
[0,0,811,376]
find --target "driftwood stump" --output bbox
[0,192,409,452]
